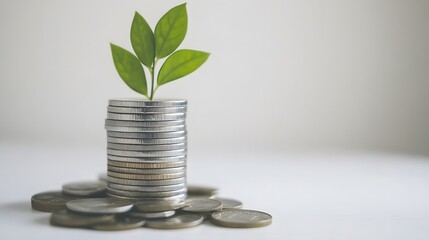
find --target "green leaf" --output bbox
[130,11,155,68]
[155,3,188,59]
[158,49,210,86]
[110,43,148,96]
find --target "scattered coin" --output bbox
[31,191,82,212]
[144,213,204,229]
[211,209,272,228]
[129,210,175,219]
[98,173,108,182]
[92,216,146,231]
[187,185,218,197]
[50,209,114,228]
[134,199,186,212]
[212,197,243,209]
[182,198,223,214]
[108,159,186,169]
[66,198,134,214]
[109,98,187,108]
[62,181,106,196]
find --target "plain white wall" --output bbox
[1,0,428,155]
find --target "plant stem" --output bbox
[149,59,158,100]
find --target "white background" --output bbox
[1,0,429,155]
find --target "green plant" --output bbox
[110,3,210,100]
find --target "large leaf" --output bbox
[154,3,188,59]
[158,49,209,86]
[110,43,147,96]
[130,11,155,68]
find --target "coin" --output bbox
[108,106,187,114]
[92,216,146,231]
[107,136,187,145]
[187,185,218,197]
[107,187,186,198]
[62,181,106,196]
[181,198,223,213]
[108,159,186,169]
[108,183,186,192]
[107,131,186,139]
[107,112,185,121]
[144,213,203,229]
[107,171,185,180]
[134,199,186,212]
[210,209,272,228]
[66,198,134,214]
[108,155,186,163]
[105,125,186,133]
[129,210,175,219]
[105,119,185,127]
[50,209,114,228]
[108,165,186,175]
[109,98,187,108]
[107,176,186,186]
[212,197,243,209]
[106,193,187,202]
[107,142,187,151]
[98,173,108,182]
[107,149,187,158]
[31,191,82,212]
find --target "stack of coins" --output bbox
[105,98,188,209]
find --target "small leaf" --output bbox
[158,49,210,86]
[110,43,148,96]
[131,11,155,68]
[155,3,188,59]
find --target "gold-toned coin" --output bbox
[211,209,272,228]
[31,191,82,212]
[50,209,114,228]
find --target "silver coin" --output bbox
[144,213,203,229]
[182,198,223,213]
[62,181,106,196]
[107,176,186,186]
[108,159,186,169]
[107,131,186,139]
[107,187,186,198]
[107,149,187,158]
[187,185,219,197]
[66,198,134,214]
[108,183,186,192]
[108,106,187,114]
[105,119,185,127]
[134,199,185,212]
[107,171,185,180]
[108,165,186,175]
[92,216,146,231]
[107,142,187,151]
[50,209,114,228]
[105,125,186,133]
[129,210,175,219]
[106,192,187,202]
[107,112,185,121]
[107,136,187,145]
[212,197,243,209]
[210,209,272,228]
[108,154,186,163]
[109,98,187,108]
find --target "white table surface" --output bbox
[1,142,429,240]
